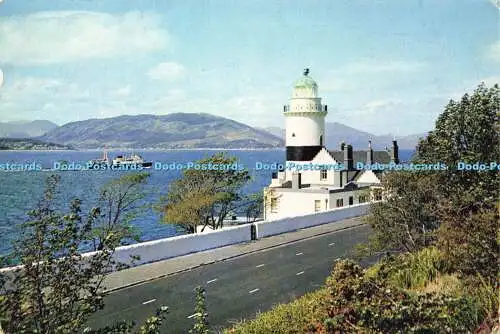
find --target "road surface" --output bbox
[88,223,371,333]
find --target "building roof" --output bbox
[327,150,391,165]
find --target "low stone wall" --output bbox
[110,223,253,266]
[0,204,371,274]
[255,203,370,239]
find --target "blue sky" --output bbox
[0,0,498,135]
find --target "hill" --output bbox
[0,120,59,138]
[261,122,426,150]
[0,138,73,150]
[40,113,284,149]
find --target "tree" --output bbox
[161,153,251,233]
[414,83,500,211]
[359,171,440,255]
[0,173,162,333]
[90,172,150,251]
[189,286,209,334]
[360,83,500,256]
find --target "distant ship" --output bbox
[111,153,153,169]
[87,150,152,169]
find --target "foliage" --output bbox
[90,172,150,250]
[189,286,209,334]
[379,247,450,290]
[414,83,500,211]
[161,153,251,233]
[359,170,440,254]
[436,206,499,284]
[224,289,328,334]
[307,260,482,333]
[0,173,161,333]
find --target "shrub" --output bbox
[308,259,483,333]
[224,289,327,334]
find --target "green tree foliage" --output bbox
[307,260,482,333]
[161,153,252,233]
[361,171,440,254]
[415,83,500,210]
[361,84,499,259]
[90,172,150,250]
[189,286,209,334]
[0,173,169,333]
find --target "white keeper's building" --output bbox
[263,69,399,220]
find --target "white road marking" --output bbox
[206,278,218,284]
[328,242,336,246]
[249,288,260,294]
[142,299,156,305]
[255,264,265,268]
[295,252,303,256]
[187,313,200,319]
[296,271,305,276]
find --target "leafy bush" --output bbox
[307,260,483,333]
[224,289,327,334]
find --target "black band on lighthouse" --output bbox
[286,146,322,161]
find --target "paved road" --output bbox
[88,224,371,333]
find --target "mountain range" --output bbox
[39,113,284,149]
[260,123,426,150]
[2,113,425,150]
[0,120,58,138]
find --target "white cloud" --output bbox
[148,62,186,81]
[340,60,426,74]
[487,41,500,62]
[0,11,169,66]
[358,99,402,115]
[110,85,132,97]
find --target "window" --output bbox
[292,133,296,137]
[336,198,343,207]
[320,135,323,146]
[349,196,354,205]
[270,197,278,213]
[325,199,329,210]
[320,169,327,180]
[359,195,367,203]
[373,189,383,201]
[314,200,321,212]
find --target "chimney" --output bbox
[391,140,399,164]
[344,144,353,170]
[292,172,302,189]
[367,140,373,165]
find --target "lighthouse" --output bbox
[284,68,327,163]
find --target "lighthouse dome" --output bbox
[293,68,318,97]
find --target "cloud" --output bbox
[339,60,426,74]
[0,11,169,66]
[109,85,132,97]
[487,41,500,62]
[358,99,403,115]
[0,69,3,88]
[148,62,186,81]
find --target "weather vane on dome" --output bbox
[303,68,309,76]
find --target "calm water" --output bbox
[0,149,414,255]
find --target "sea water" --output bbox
[0,149,414,255]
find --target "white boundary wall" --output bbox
[110,224,252,266]
[0,204,371,273]
[255,203,370,239]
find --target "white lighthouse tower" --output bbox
[284,68,327,163]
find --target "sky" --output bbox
[0,0,498,136]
